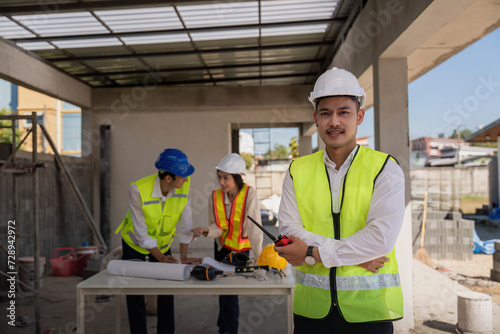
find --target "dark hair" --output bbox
[233,174,244,189]
[315,96,361,112]
[159,170,176,180]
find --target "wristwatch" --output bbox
[305,246,316,266]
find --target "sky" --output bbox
[358,26,500,144]
[0,79,14,111]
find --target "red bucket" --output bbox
[50,247,76,276]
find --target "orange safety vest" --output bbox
[212,184,252,252]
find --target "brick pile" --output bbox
[412,210,474,260]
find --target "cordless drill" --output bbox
[191,264,223,281]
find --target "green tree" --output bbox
[449,128,498,148]
[0,109,22,144]
[470,142,497,148]
[264,144,289,159]
[240,152,254,169]
[289,136,299,158]
[449,128,473,139]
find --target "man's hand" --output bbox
[358,256,390,273]
[273,236,308,267]
[181,257,202,265]
[191,227,208,237]
[160,255,179,264]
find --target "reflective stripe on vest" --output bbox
[295,270,401,291]
[213,185,252,252]
[118,174,190,255]
[290,147,403,322]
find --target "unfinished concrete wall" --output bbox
[0,150,93,289]
[411,166,489,211]
[90,85,313,252]
[244,170,287,198]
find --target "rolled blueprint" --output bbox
[202,257,236,273]
[107,260,191,281]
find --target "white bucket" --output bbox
[19,256,46,291]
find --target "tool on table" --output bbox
[191,264,223,281]
[222,252,249,266]
[247,216,293,246]
[270,267,286,278]
[235,265,269,273]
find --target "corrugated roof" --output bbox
[0,0,361,87]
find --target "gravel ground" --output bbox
[434,254,500,303]
[434,222,500,303]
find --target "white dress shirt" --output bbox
[128,175,194,250]
[278,146,405,268]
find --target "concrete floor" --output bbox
[3,224,500,333]
[3,250,288,334]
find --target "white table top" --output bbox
[77,268,295,292]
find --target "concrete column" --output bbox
[299,135,312,157]
[81,108,92,158]
[299,122,315,156]
[498,136,500,203]
[373,57,414,331]
[457,291,493,334]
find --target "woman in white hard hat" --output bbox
[193,153,263,334]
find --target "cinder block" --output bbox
[495,242,500,252]
[444,220,454,229]
[491,269,500,282]
[493,252,500,262]
[493,260,500,272]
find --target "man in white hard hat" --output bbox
[275,68,405,333]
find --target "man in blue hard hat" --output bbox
[116,148,201,334]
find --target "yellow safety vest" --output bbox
[115,174,190,254]
[290,147,403,323]
[212,184,252,252]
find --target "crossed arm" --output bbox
[275,160,405,273]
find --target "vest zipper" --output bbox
[324,163,344,318]
[330,212,343,317]
[330,148,360,318]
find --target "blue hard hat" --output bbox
[155,148,195,177]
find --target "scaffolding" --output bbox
[253,128,273,200]
[1,112,43,334]
[0,112,107,334]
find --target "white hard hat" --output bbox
[308,67,366,109]
[216,153,246,175]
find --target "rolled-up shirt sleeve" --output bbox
[177,195,195,244]
[206,194,223,238]
[278,160,405,268]
[242,187,264,258]
[129,184,158,250]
